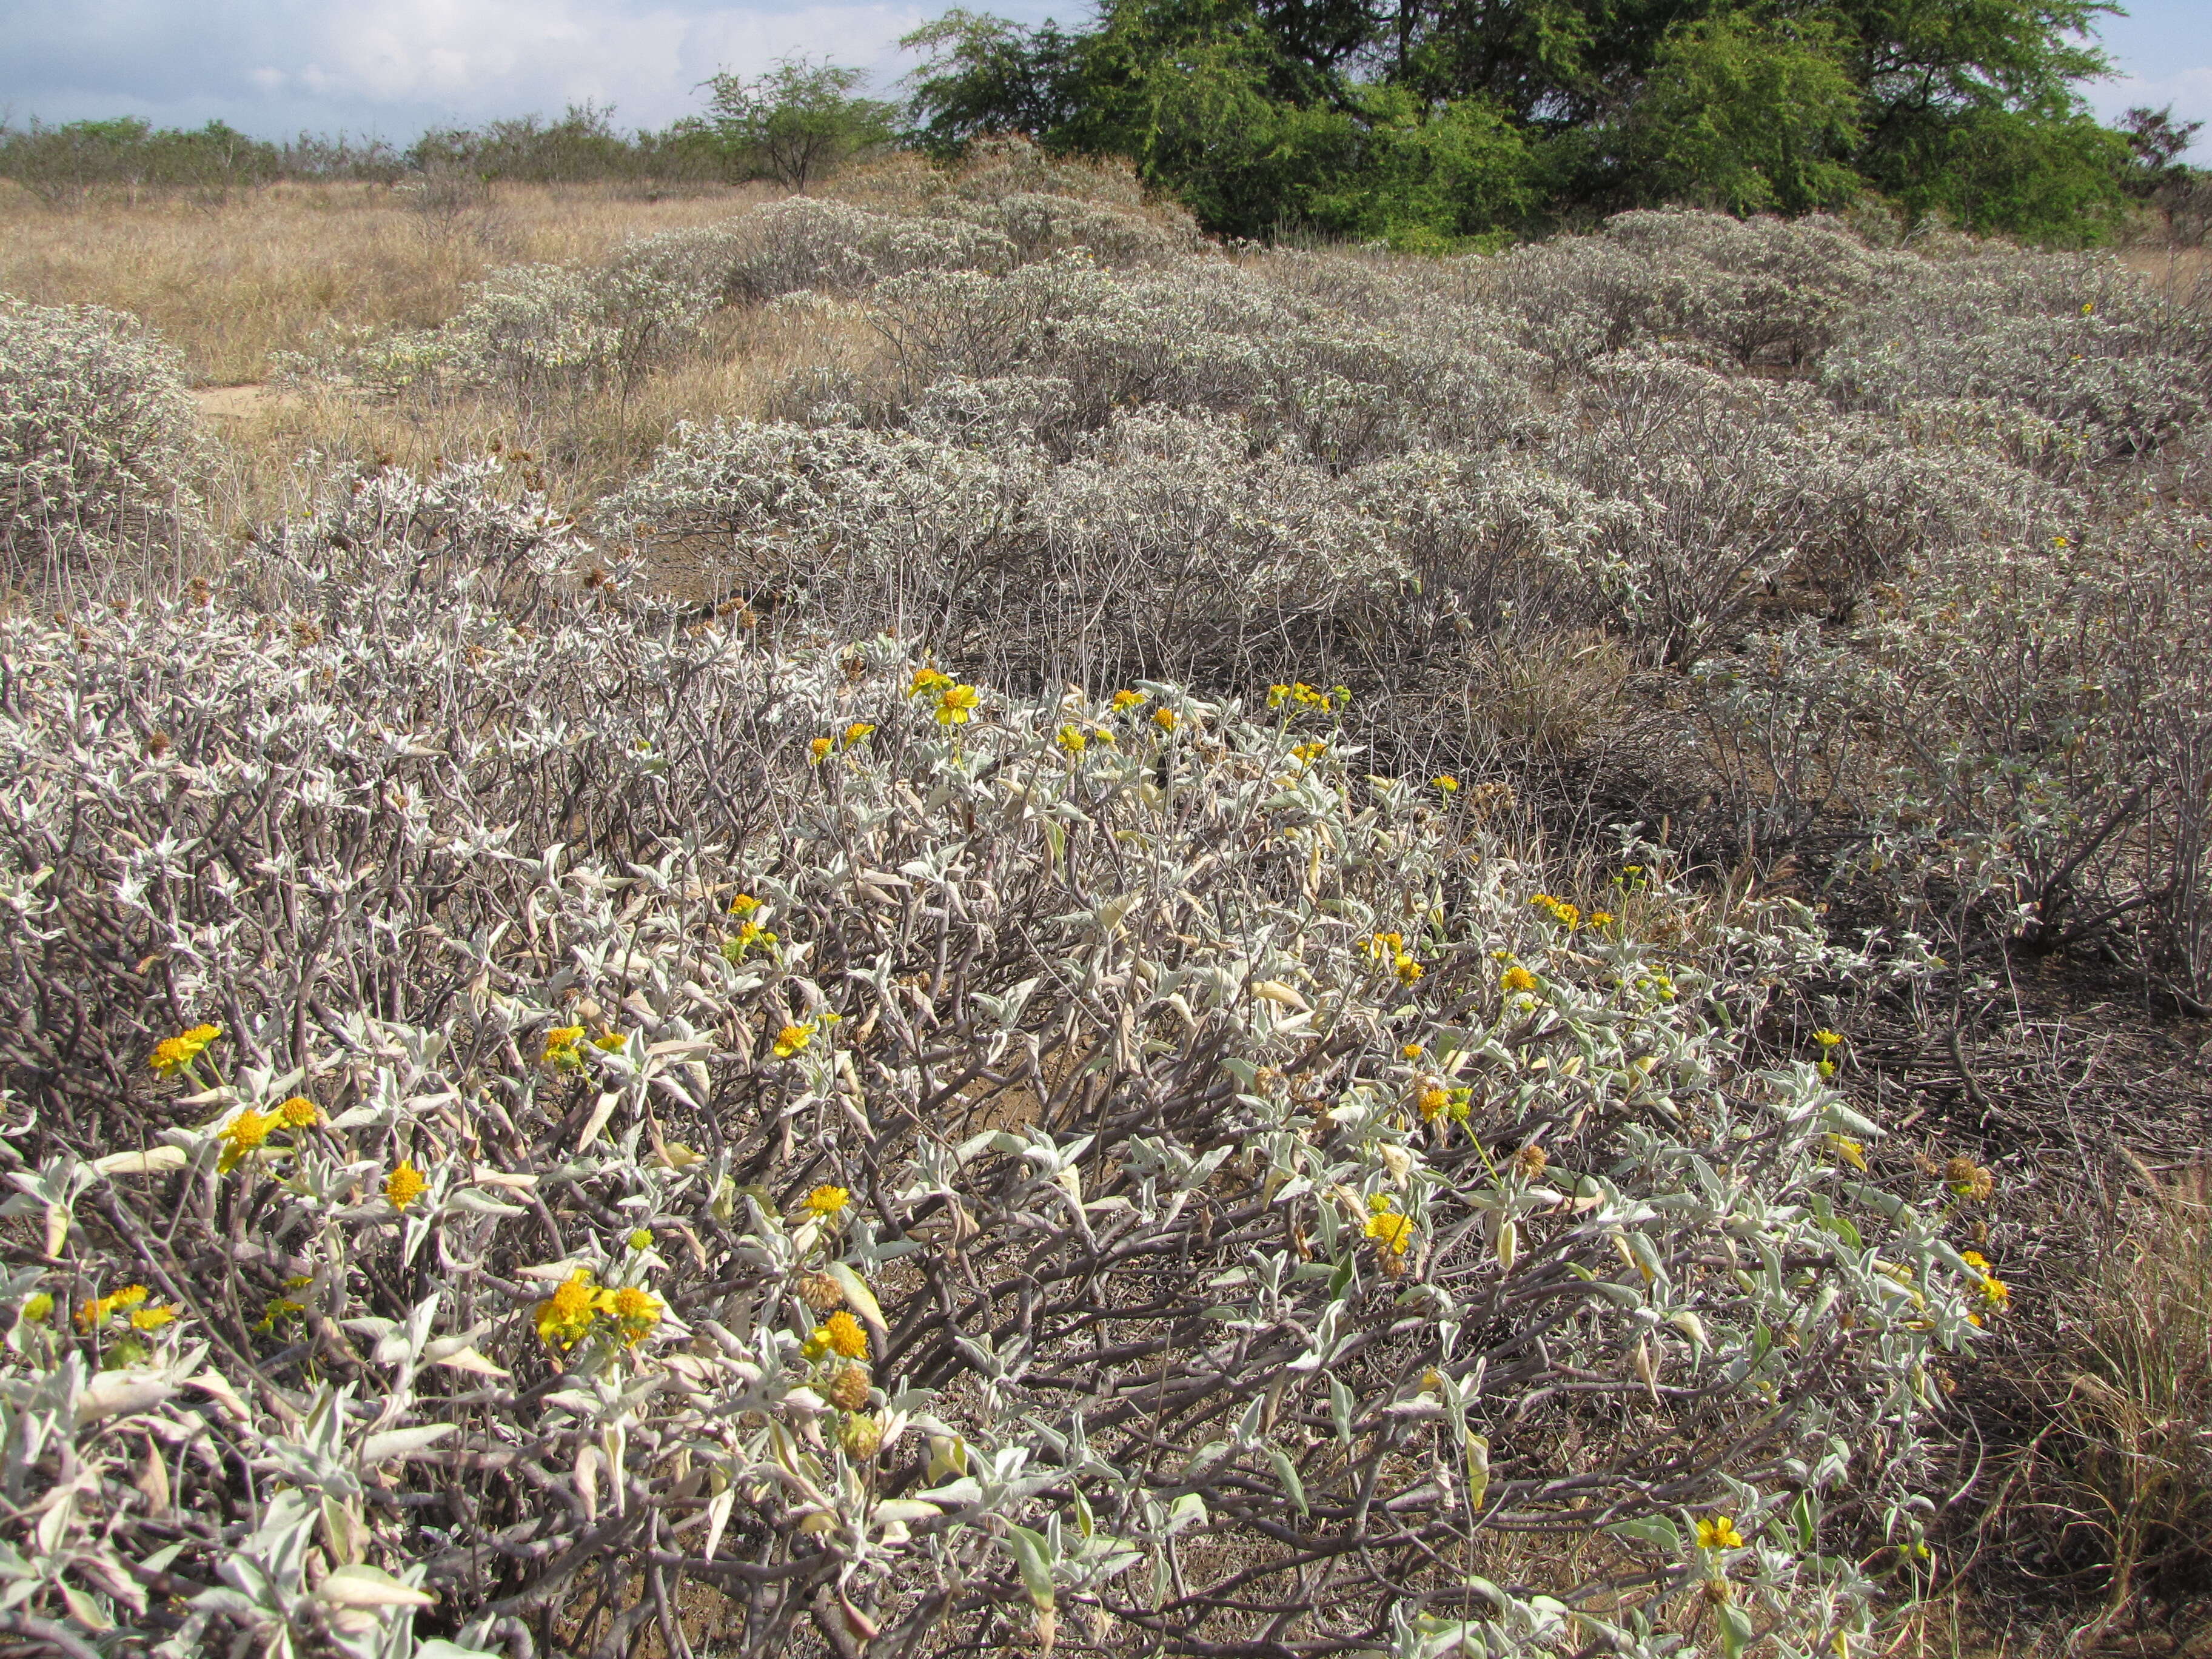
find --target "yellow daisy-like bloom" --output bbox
[1432,775,1460,793]
[1152,706,1179,732]
[1056,725,1087,754]
[113,1285,149,1310]
[1111,689,1146,712]
[76,1285,150,1329]
[935,685,980,725]
[910,667,953,699]
[809,736,834,762]
[218,1108,274,1173]
[1814,1030,1844,1048]
[1501,965,1538,993]
[1393,953,1423,986]
[729,893,761,916]
[843,722,876,746]
[1418,1087,1450,1122]
[276,1096,321,1128]
[610,1285,662,1344]
[1267,684,1291,708]
[822,1310,869,1360]
[1976,1274,2011,1314]
[803,1184,850,1218]
[535,1270,598,1350]
[1696,1516,1746,1550]
[384,1162,427,1210]
[1364,1209,1414,1256]
[774,1021,816,1059]
[1290,740,1326,764]
[1826,1134,1868,1171]
[1589,911,1615,927]
[150,1023,221,1078]
[592,1031,627,1053]
[543,1025,586,1068]
[130,1304,178,1331]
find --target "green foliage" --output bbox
[0,116,292,206]
[1625,13,1864,216]
[702,56,900,191]
[900,0,2142,246]
[1304,87,1535,247]
[405,101,723,186]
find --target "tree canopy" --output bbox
[900,0,2151,244]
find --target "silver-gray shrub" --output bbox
[0,451,1972,1656]
[0,294,209,586]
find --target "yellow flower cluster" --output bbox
[1432,775,1459,793]
[936,684,979,725]
[1364,931,1423,985]
[1266,682,1347,711]
[1056,725,1088,754]
[802,1309,870,1361]
[534,1268,663,1351]
[1290,740,1327,765]
[76,1284,177,1333]
[1152,706,1178,732]
[1363,1194,1414,1256]
[1416,1084,1472,1125]
[1110,689,1146,712]
[1961,1251,2010,1318]
[1501,964,1539,994]
[803,1184,850,1218]
[1813,1028,1845,1078]
[543,1024,586,1070]
[774,1020,816,1059]
[1530,893,1581,930]
[150,1023,221,1079]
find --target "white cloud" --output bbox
[0,0,972,138]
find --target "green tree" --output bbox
[702,56,898,190]
[1624,12,1864,215]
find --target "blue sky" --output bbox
[2,0,2206,153]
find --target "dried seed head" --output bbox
[838,1412,883,1460]
[797,1271,843,1312]
[828,1363,871,1411]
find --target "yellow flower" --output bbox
[1418,1087,1451,1121]
[1501,965,1538,993]
[1433,775,1459,793]
[130,1304,178,1331]
[1291,740,1327,764]
[1267,684,1290,708]
[774,1021,816,1059]
[150,1023,221,1078]
[1826,1134,1868,1171]
[76,1285,149,1329]
[1814,1030,1843,1048]
[535,1270,599,1350]
[1589,911,1615,927]
[729,893,761,916]
[276,1096,321,1128]
[809,736,834,762]
[611,1285,662,1344]
[19,1293,52,1324]
[1152,706,1178,732]
[384,1162,426,1210]
[1695,1516,1746,1550]
[543,1025,586,1068]
[910,667,953,699]
[1364,1209,1414,1256]
[1401,1043,1425,1060]
[935,684,980,725]
[842,722,876,746]
[1111,689,1146,712]
[218,1108,274,1173]
[113,1286,149,1310]
[822,1309,870,1359]
[803,1184,850,1218]
[628,1227,654,1251]
[1056,725,1087,754]
[1975,1274,2011,1315]
[1393,953,1423,985]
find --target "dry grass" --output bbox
[0,176,902,537]
[0,178,773,384]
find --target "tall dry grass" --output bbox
[0,176,876,532]
[0,178,773,384]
